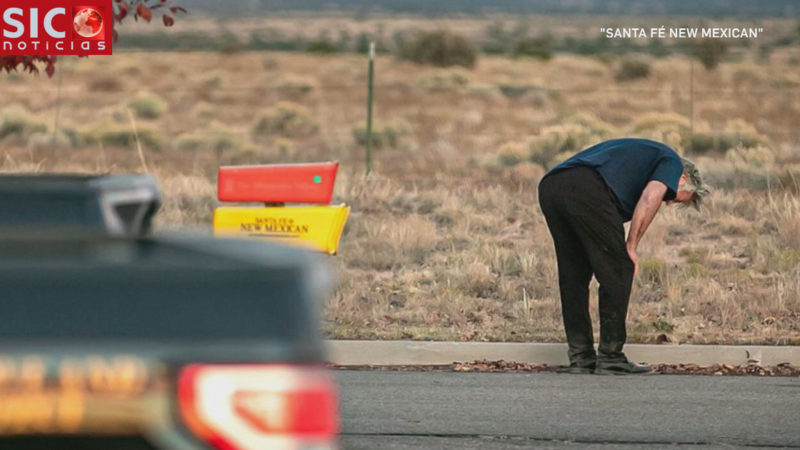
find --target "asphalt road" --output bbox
[337,371,800,449]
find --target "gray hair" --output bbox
[680,157,711,211]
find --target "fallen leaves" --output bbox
[652,362,799,376]
[328,360,800,377]
[453,360,552,373]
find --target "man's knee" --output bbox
[557,268,592,290]
[594,255,634,288]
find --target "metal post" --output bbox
[52,56,63,145]
[365,42,375,176]
[688,58,694,152]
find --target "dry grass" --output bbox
[1,22,800,344]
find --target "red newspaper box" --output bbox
[218,162,339,204]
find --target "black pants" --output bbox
[538,166,633,363]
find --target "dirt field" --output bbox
[2,22,799,344]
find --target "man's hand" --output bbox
[627,245,638,277]
[626,180,667,279]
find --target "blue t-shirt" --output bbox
[547,138,683,221]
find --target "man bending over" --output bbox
[538,138,709,374]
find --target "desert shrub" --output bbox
[25,131,70,150]
[0,105,47,141]
[401,30,477,68]
[262,55,279,70]
[652,317,674,333]
[353,119,412,149]
[704,160,773,191]
[777,164,800,193]
[481,21,524,55]
[497,83,531,99]
[209,132,240,154]
[128,92,167,120]
[639,258,668,287]
[646,39,671,58]
[274,75,318,95]
[725,145,775,169]
[87,75,123,92]
[631,112,692,148]
[496,142,528,167]
[191,102,216,119]
[492,83,560,107]
[512,37,553,60]
[593,52,616,65]
[306,39,337,54]
[731,67,762,85]
[693,38,728,70]
[416,68,471,91]
[529,124,599,169]
[614,58,650,82]
[84,123,163,150]
[765,248,800,273]
[507,161,546,186]
[520,89,554,108]
[466,83,502,100]
[252,102,318,138]
[26,124,83,150]
[691,119,766,154]
[631,112,690,149]
[174,133,204,151]
[721,119,767,148]
[272,137,296,159]
[175,124,241,154]
[201,74,224,90]
[218,30,243,54]
[689,133,715,154]
[455,262,499,298]
[102,128,162,150]
[563,113,615,135]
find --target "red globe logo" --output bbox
[73,7,104,38]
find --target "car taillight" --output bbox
[178,364,338,450]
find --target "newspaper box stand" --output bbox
[213,162,349,255]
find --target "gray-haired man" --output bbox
[538,138,709,374]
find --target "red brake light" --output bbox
[233,389,337,436]
[178,364,338,450]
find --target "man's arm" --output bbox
[626,180,668,275]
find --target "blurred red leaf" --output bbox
[162,14,174,27]
[136,4,152,22]
[45,60,55,77]
[116,1,129,21]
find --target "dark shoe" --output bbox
[595,360,653,375]
[565,359,596,374]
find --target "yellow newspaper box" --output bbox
[213,205,350,255]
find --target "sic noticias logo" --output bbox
[1,0,112,55]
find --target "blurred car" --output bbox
[0,175,338,450]
[0,174,161,237]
